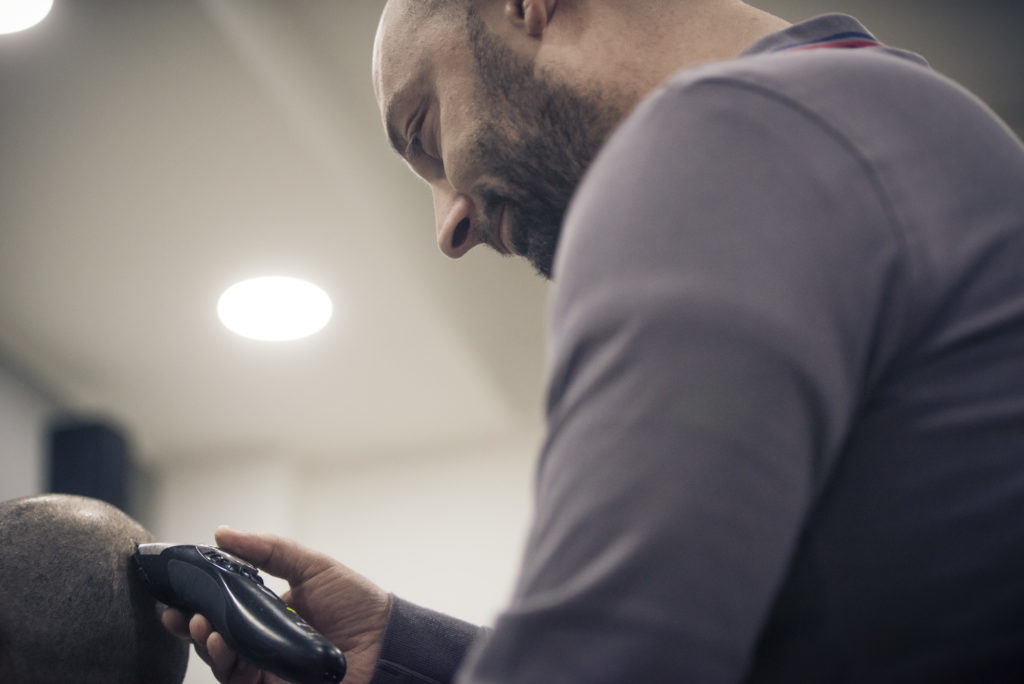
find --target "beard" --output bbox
[466,15,623,279]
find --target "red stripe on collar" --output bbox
[789,39,883,51]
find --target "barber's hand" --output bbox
[162,527,390,684]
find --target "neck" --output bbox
[674,1,792,66]
[584,1,791,111]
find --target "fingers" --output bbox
[189,613,214,647]
[164,611,223,675]
[214,526,335,585]
[188,613,217,669]
[161,607,191,640]
[206,631,248,683]
[190,615,267,684]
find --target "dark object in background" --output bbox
[47,420,133,513]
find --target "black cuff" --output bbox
[370,594,485,684]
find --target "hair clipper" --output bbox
[134,543,346,683]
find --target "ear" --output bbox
[505,0,557,38]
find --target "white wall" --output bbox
[0,362,59,501]
[147,428,541,684]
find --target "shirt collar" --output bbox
[742,14,882,55]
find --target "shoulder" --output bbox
[547,48,919,392]
[655,46,938,124]
[597,45,956,182]
[554,49,912,289]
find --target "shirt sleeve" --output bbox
[457,74,906,683]
[371,595,487,684]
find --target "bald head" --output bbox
[0,494,188,684]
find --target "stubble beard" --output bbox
[466,15,623,280]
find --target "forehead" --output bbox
[373,2,472,128]
[374,11,428,158]
[373,2,443,112]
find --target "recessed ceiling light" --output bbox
[0,0,54,35]
[217,276,333,342]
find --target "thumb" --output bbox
[214,526,333,585]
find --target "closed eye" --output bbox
[402,108,424,159]
[408,131,426,159]
[407,114,445,180]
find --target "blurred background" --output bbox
[0,1,1021,682]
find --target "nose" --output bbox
[433,184,481,259]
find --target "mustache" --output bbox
[474,127,576,234]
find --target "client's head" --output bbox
[0,494,188,684]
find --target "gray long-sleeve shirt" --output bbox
[373,15,1024,683]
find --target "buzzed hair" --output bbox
[0,494,188,684]
[400,0,469,22]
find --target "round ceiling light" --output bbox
[217,276,333,342]
[0,0,54,35]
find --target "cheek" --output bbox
[439,118,487,191]
[440,91,527,195]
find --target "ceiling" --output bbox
[1,0,1021,466]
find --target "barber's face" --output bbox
[462,15,619,279]
[375,4,620,280]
